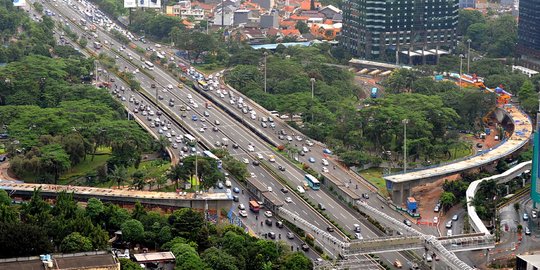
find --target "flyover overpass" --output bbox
[0,181,232,213]
[385,105,532,204]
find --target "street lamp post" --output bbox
[310,78,315,99]
[263,52,268,93]
[402,119,409,173]
[459,54,464,91]
[467,39,472,74]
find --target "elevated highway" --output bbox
[0,181,231,211]
[385,105,532,203]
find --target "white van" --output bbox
[225,180,232,187]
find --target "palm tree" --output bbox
[156,175,167,190]
[167,163,191,189]
[131,170,146,190]
[156,136,171,159]
[109,165,128,188]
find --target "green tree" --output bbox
[119,258,144,270]
[39,143,71,184]
[60,232,93,253]
[440,192,456,212]
[281,252,313,270]
[295,21,309,34]
[0,190,10,206]
[110,165,128,188]
[171,243,206,270]
[131,170,146,190]
[121,219,145,243]
[86,198,104,222]
[514,202,520,213]
[201,247,238,270]
[168,208,204,243]
[458,9,486,35]
[0,221,53,258]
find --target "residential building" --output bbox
[516,254,540,270]
[459,0,475,8]
[340,0,459,63]
[252,0,274,10]
[319,5,341,19]
[517,0,540,71]
[260,11,279,28]
[214,5,236,26]
[166,1,205,21]
[233,9,251,26]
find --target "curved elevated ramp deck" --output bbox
[385,105,532,203]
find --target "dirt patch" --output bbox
[411,174,460,219]
[0,162,18,181]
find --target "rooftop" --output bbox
[132,252,175,262]
[0,252,118,270]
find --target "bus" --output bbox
[184,134,196,146]
[198,80,208,90]
[203,150,222,169]
[249,200,260,213]
[305,174,320,190]
[93,42,101,49]
[145,61,154,70]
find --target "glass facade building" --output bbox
[340,0,458,61]
[517,0,540,70]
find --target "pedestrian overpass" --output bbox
[278,202,494,270]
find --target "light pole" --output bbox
[467,39,471,74]
[402,119,409,173]
[263,52,268,93]
[310,78,315,99]
[459,54,464,91]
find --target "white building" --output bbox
[213,5,236,26]
[166,1,205,21]
[512,65,539,77]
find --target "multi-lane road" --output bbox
[42,0,433,267]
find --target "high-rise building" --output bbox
[340,0,459,62]
[517,0,540,71]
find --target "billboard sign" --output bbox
[12,0,26,7]
[147,0,161,8]
[124,0,137,8]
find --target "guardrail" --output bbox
[466,161,532,235]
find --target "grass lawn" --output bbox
[59,154,110,185]
[127,159,171,179]
[193,63,225,75]
[359,167,389,198]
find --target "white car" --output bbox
[172,143,178,149]
[264,211,273,218]
[238,204,245,210]
[322,159,329,166]
[268,186,272,192]
[433,217,438,223]
[297,186,305,194]
[322,167,329,173]
[167,84,173,90]
[243,158,249,164]
[239,210,248,217]
[285,197,292,203]
[247,145,255,152]
[257,153,264,159]
[250,172,256,178]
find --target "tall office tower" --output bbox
[340,0,459,63]
[517,0,540,71]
